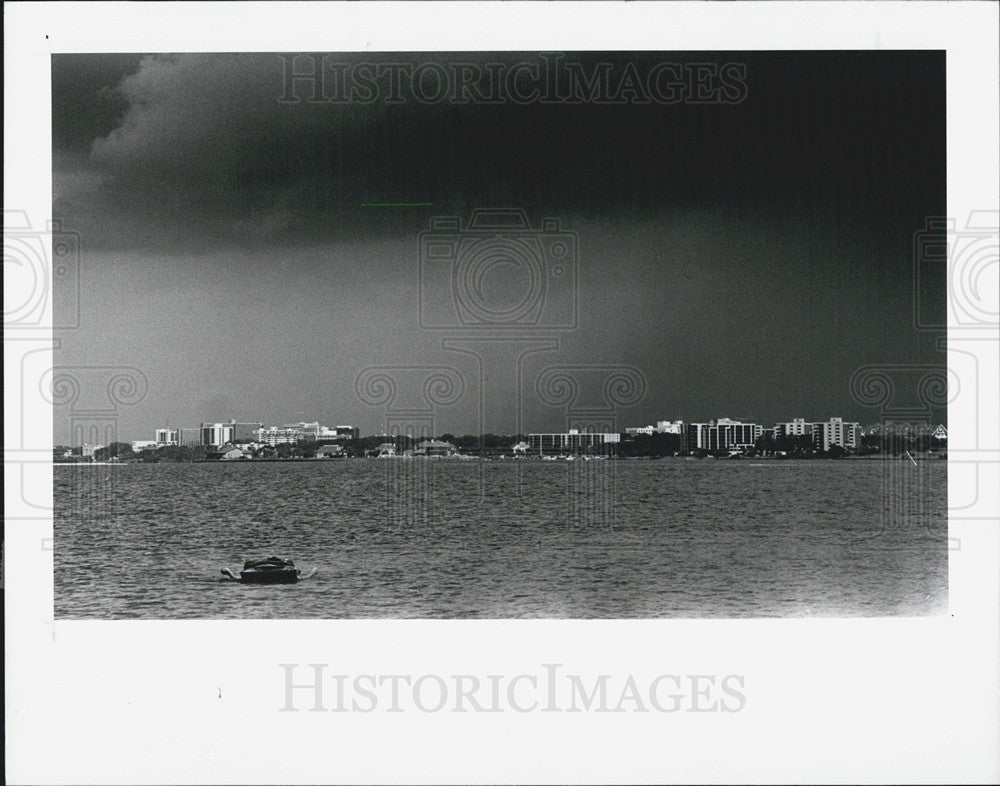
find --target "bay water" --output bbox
[54,458,947,619]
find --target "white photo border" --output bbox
[5,2,999,784]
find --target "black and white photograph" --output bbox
[6,2,999,784]
[48,48,951,619]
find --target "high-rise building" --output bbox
[774,418,811,438]
[774,417,859,451]
[200,423,234,446]
[685,418,761,452]
[812,417,859,452]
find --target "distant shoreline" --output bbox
[53,453,947,466]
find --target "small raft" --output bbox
[221,557,317,584]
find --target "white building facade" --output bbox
[254,427,301,446]
[685,418,762,452]
[774,418,811,438]
[155,428,178,446]
[528,429,621,455]
[200,423,235,446]
[774,417,860,451]
[813,417,860,452]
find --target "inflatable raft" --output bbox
[221,557,317,584]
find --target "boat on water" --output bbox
[221,557,317,584]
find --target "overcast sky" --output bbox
[52,51,946,442]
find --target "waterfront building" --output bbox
[684,422,710,452]
[285,421,321,439]
[774,418,812,438]
[685,418,762,452]
[155,428,178,446]
[375,442,397,457]
[415,439,458,456]
[255,426,301,446]
[131,440,158,451]
[813,417,860,452]
[626,420,685,436]
[528,429,621,455]
[200,422,235,446]
[316,425,357,442]
[775,417,859,451]
[259,422,356,443]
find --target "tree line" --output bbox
[53,434,531,462]
[53,429,945,463]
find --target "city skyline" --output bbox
[62,411,950,462]
[51,51,947,444]
[57,408,938,448]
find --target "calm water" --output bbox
[54,458,947,619]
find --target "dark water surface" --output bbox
[54,459,947,619]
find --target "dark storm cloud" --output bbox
[51,54,143,151]
[53,51,944,253]
[51,50,947,437]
